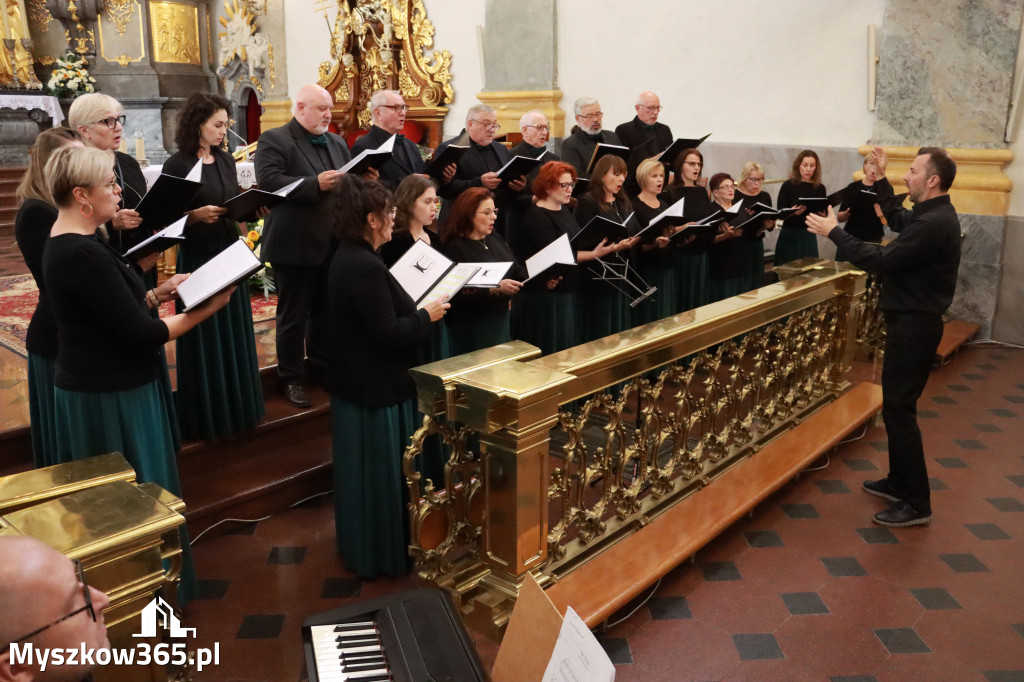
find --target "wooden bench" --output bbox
[935,319,980,365]
[546,381,883,627]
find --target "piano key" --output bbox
[334,636,380,645]
[342,660,388,673]
[315,671,390,682]
[333,621,375,631]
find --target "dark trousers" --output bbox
[272,260,331,385]
[881,312,944,513]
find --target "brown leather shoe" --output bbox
[284,383,311,409]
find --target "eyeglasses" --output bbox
[559,182,575,190]
[379,104,410,113]
[1,560,95,654]
[523,124,550,132]
[470,120,500,131]
[638,105,663,112]
[578,112,603,120]
[93,115,126,130]
[716,184,735,191]
[476,208,499,216]
[746,177,765,183]
[683,161,702,167]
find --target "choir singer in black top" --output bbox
[14,127,82,468]
[327,174,449,578]
[806,146,960,528]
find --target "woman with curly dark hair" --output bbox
[162,91,264,440]
[327,174,448,577]
[440,187,525,355]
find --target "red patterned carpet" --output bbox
[0,274,277,357]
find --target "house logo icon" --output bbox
[133,596,196,638]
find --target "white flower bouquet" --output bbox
[46,53,97,98]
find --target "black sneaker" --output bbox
[873,500,932,527]
[862,478,902,503]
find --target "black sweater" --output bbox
[328,237,431,406]
[631,197,673,269]
[442,233,526,322]
[379,227,440,268]
[109,150,151,254]
[664,185,715,253]
[43,233,168,391]
[777,180,827,231]
[515,204,579,291]
[829,194,961,315]
[840,178,893,243]
[163,149,241,255]
[14,198,59,358]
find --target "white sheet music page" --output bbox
[540,606,615,682]
[185,159,203,182]
[123,216,187,258]
[525,234,575,280]
[463,262,512,287]
[417,263,480,309]
[274,178,304,197]
[176,240,261,310]
[389,238,454,303]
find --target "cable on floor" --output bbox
[189,490,333,545]
[602,578,663,630]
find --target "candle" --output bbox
[15,0,29,38]
[119,136,127,153]
[134,130,145,160]
[1,0,12,41]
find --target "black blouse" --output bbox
[709,202,750,279]
[43,233,168,391]
[515,204,579,291]
[663,185,716,253]
[442,233,526,321]
[735,189,773,240]
[631,197,673,269]
[109,150,150,254]
[163,149,241,255]
[777,181,827,231]
[14,198,59,358]
[379,227,440,268]
[841,179,892,243]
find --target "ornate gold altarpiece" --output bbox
[0,453,187,682]
[316,0,453,150]
[400,263,873,639]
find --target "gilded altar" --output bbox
[317,0,453,149]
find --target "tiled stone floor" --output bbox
[179,345,1024,682]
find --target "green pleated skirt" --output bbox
[511,290,576,355]
[750,239,766,290]
[632,266,676,327]
[773,227,818,267]
[427,318,450,362]
[53,380,197,604]
[331,396,417,578]
[28,353,59,468]
[708,275,750,303]
[675,251,709,313]
[175,249,264,440]
[446,310,511,357]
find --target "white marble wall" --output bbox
[992,216,1024,344]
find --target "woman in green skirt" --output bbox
[665,149,714,312]
[42,146,235,604]
[441,187,525,356]
[14,128,83,467]
[164,92,264,440]
[382,174,450,361]
[706,173,748,302]
[629,158,676,326]
[734,161,774,291]
[775,149,827,266]
[327,175,449,578]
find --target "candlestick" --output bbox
[134,129,145,161]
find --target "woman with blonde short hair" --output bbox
[735,161,774,290]
[630,157,676,324]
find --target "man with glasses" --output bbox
[615,91,673,196]
[436,103,527,239]
[352,89,451,190]
[0,536,110,681]
[560,96,621,177]
[509,110,560,233]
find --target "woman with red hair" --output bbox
[441,187,525,355]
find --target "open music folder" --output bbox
[340,133,396,175]
[462,262,513,288]
[633,197,686,244]
[388,239,479,309]
[219,178,303,222]
[522,234,576,289]
[176,239,263,311]
[123,216,187,260]
[571,213,633,251]
[425,144,468,180]
[658,133,711,169]
[584,143,631,175]
[496,155,543,182]
[134,163,204,231]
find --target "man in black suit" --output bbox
[351,89,426,189]
[560,96,620,177]
[255,83,376,407]
[615,91,673,196]
[508,110,559,240]
[436,103,527,239]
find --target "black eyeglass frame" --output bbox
[93,115,127,130]
[0,559,95,654]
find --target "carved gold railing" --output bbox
[404,263,867,638]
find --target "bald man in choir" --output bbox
[560,96,621,177]
[351,89,426,189]
[616,91,673,196]
[436,103,527,239]
[508,110,560,236]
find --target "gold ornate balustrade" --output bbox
[403,262,868,639]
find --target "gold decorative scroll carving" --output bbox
[318,0,453,148]
[27,0,52,33]
[104,0,136,37]
[64,27,94,55]
[98,0,145,66]
[149,0,200,65]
